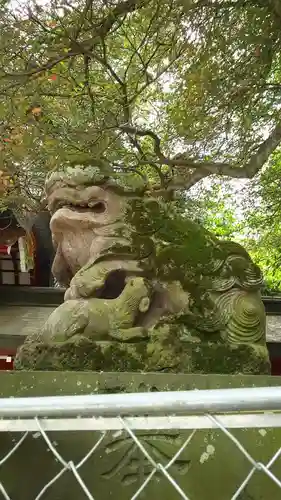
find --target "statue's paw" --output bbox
[109,326,149,342]
[66,279,105,300]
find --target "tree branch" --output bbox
[119,120,281,190]
[119,125,166,160]
[245,120,281,177]
[2,53,77,78]
[95,0,149,39]
[83,55,96,117]
[2,0,148,80]
[127,43,188,106]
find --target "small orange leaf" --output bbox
[31,106,42,116]
[49,74,57,81]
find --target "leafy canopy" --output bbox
[1,0,281,210]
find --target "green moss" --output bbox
[101,343,144,371]
[15,336,145,372]
[15,329,271,375]
[191,343,271,375]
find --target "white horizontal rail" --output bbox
[0,413,281,432]
[0,386,281,417]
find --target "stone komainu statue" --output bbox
[15,165,270,374]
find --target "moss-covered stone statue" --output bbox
[15,163,270,374]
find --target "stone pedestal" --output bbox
[15,333,271,375]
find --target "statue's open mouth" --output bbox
[52,200,106,215]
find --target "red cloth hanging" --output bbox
[0,245,9,254]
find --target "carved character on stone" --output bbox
[101,432,190,487]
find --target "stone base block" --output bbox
[15,333,271,374]
[0,372,280,500]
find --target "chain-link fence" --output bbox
[0,387,281,499]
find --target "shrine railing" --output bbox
[0,387,281,499]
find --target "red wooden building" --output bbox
[0,209,56,368]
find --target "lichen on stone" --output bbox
[15,162,270,374]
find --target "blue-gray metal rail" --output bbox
[0,386,281,417]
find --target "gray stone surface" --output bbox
[266,316,281,342]
[0,305,56,336]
